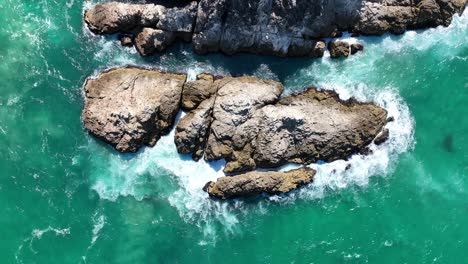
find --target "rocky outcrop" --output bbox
[203,167,316,199]
[175,77,388,174]
[82,68,186,152]
[83,68,391,198]
[84,3,165,34]
[84,1,197,55]
[84,0,466,57]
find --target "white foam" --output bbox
[82,3,468,234]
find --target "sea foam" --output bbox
[83,2,468,233]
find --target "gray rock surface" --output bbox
[203,167,316,199]
[84,0,466,57]
[82,68,186,152]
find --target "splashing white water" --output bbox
[82,2,468,232]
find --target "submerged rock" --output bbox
[84,3,165,34]
[82,68,186,152]
[203,167,316,199]
[84,0,466,57]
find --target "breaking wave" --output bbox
[82,2,468,234]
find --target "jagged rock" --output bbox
[374,128,390,145]
[203,167,316,199]
[287,39,326,57]
[176,76,388,173]
[328,41,350,58]
[84,0,466,57]
[250,89,388,169]
[156,1,198,33]
[191,0,227,54]
[181,73,217,111]
[82,68,186,153]
[84,2,165,34]
[175,97,215,161]
[135,28,176,56]
[350,43,364,54]
[203,76,284,172]
[118,34,133,47]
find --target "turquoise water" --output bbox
[1,0,467,263]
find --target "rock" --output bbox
[83,68,388,171]
[175,97,215,161]
[374,128,390,145]
[176,76,388,173]
[204,167,315,199]
[181,73,217,111]
[82,68,186,153]
[350,43,364,54]
[249,88,388,169]
[287,39,326,57]
[84,2,165,34]
[84,0,466,57]
[191,0,227,54]
[156,1,198,33]
[135,28,176,56]
[203,76,284,172]
[118,34,133,47]
[328,41,350,58]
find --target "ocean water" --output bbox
[1,0,467,263]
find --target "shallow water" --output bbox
[1,0,467,263]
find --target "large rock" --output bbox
[82,68,186,152]
[84,0,466,57]
[135,28,176,56]
[180,73,218,111]
[175,97,215,161]
[84,3,165,34]
[203,76,284,172]
[175,76,388,173]
[203,167,316,199]
[250,89,388,168]
[328,41,350,58]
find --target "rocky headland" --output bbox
[84,0,466,57]
[83,67,391,199]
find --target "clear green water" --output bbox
[1,0,467,263]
